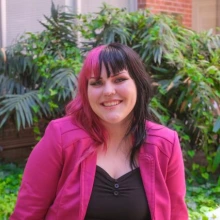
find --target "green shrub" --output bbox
[0,163,23,219]
[187,183,220,219]
[0,3,82,135]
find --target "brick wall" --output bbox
[192,0,218,32]
[138,0,192,28]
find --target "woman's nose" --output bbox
[103,82,116,96]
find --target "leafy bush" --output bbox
[0,3,82,134]
[187,183,220,219]
[0,163,23,219]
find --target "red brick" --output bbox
[138,0,192,28]
[138,3,147,6]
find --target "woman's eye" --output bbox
[89,80,102,86]
[115,78,126,83]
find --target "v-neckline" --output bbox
[96,165,140,182]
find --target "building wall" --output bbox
[138,0,192,28]
[1,0,219,48]
[2,0,65,47]
[218,0,220,29]
[79,0,136,14]
[0,0,2,47]
[0,0,136,47]
[192,0,218,32]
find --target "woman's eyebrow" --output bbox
[89,71,126,80]
[110,72,124,77]
[89,77,102,79]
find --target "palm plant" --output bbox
[77,3,129,52]
[0,3,82,130]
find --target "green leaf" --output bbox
[192,163,199,170]
[33,127,40,135]
[201,173,209,180]
[0,91,51,130]
[202,215,209,220]
[49,89,58,96]
[32,105,40,114]
[51,1,58,22]
[187,150,195,158]
[213,116,220,133]
[212,146,220,171]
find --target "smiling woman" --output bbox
[10,43,188,220]
[87,68,137,127]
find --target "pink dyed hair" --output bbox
[66,45,107,145]
[67,43,153,168]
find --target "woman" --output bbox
[11,43,188,220]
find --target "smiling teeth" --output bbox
[103,101,120,107]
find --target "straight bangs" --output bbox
[78,45,106,105]
[82,45,106,80]
[98,46,129,78]
[71,45,108,145]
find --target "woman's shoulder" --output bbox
[145,120,178,146]
[46,116,92,143]
[143,121,181,159]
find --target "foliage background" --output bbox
[0,163,22,220]
[0,3,219,220]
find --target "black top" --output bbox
[85,166,151,220]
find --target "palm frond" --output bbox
[46,68,78,100]
[0,91,51,130]
[0,74,26,95]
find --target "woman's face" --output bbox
[87,66,137,127]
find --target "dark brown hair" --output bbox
[66,43,153,167]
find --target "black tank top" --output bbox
[85,166,151,220]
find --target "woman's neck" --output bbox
[103,120,129,138]
[101,124,131,153]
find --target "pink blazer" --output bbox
[10,116,188,220]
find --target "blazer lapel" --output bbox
[139,149,155,220]
[79,151,97,220]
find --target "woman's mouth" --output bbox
[102,101,121,107]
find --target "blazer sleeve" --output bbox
[166,131,189,220]
[10,120,63,220]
